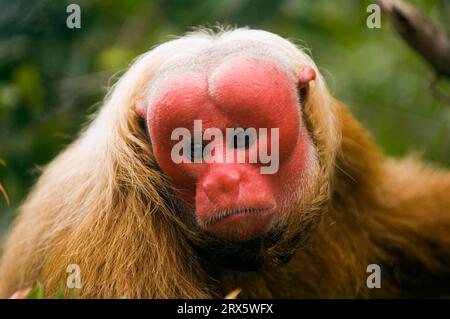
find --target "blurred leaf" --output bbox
[96,47,134,70]
[12,63,44,114]
[224,288,241,299]
[27,282,45,299]
[0,182,10,206]
[25,281,78,299]
[0,84,20,111]
[56,282,66,299]
[68,288,78,299]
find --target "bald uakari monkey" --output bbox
[0,28,449,298]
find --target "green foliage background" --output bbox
[0,0,449,236]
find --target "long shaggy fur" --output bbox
[0,28,449,298]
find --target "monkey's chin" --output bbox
[200,207,276,241]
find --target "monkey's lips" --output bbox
[199,207,275,241]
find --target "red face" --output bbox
[147,55,314,241]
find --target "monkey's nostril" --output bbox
[224,169,240,183]
[205,169,239,187]
[202,169,241,203]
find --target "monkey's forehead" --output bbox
[156,40,294,74]
[145,40,297,108]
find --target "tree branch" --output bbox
[0,182,10,206]
[377,0,450,79]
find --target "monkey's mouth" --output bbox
[199,206,275,241]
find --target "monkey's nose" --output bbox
[202,168,240,204]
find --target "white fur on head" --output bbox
[99,27,338,169]
[53,27,339,227]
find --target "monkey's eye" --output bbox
[231,128,256,149]
[186,139,204,162]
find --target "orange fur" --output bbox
[0,28,449,298]
[222,105,450,297]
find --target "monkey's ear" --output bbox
[134,97,147,119]
[297,67,316,102]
